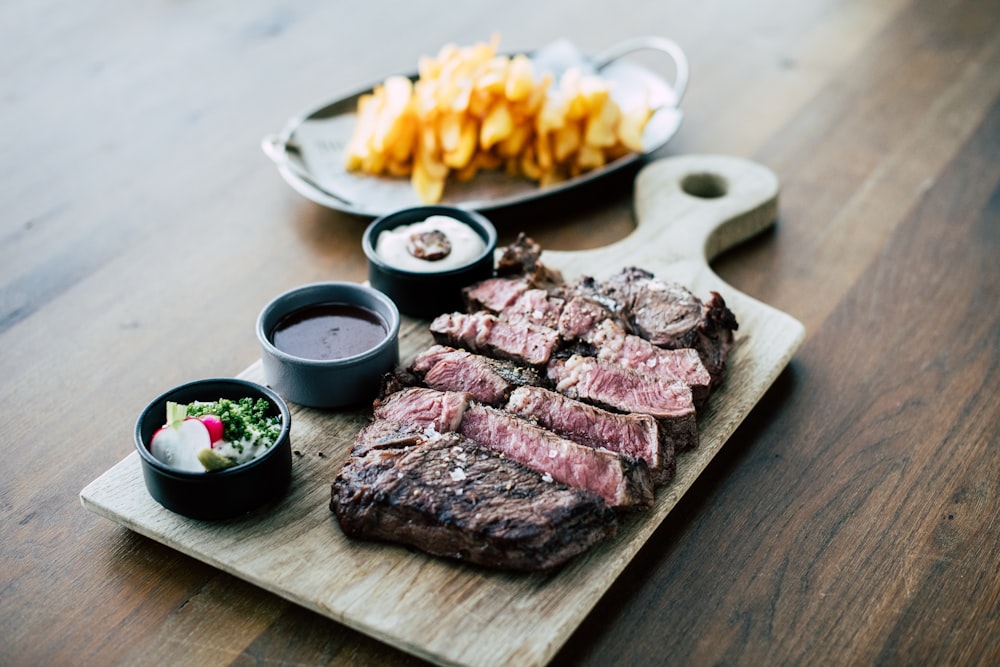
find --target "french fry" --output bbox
[504,55,535,102]
[480,99,514,150]
[442,115,478,169]
[497,121,532,158]
[583,95,621,148]
[618,103,653,152]
[344,36,655,203]
[552,121,582,162]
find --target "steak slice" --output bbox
[430,311,560,367]
[410,345,544,405]
[696,291,739,384]
[555,295,616,341]
[462,276,530,313]
[506,386,675,485]
[372,386,472,433]
[501,288,566,329]
[495,232,564,288]
[547,354,699,451]
[331,424,617,571]
[595,267,738,384]
[410,345,515,405]
[458,403,654,510]
[583,319,713,408]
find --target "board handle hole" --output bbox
[681,172,728,199]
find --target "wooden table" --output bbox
[3,1,997,665]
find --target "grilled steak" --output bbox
[410,345,544,405]
[583,319,713,407]
[331,235,741,571]
[505,386,675,485]
[374,386,653,509]
[331,423,617,571]
[430,311,560,367]
[589,267,738,384]
[411,345,515,405]
[501,288,566,329]
[372,386,472,433]
[495,232,564,288]
[462,276,531,313]
[458,403,654,509]
[547,354,699,451]
[556,295,616,340]
[696,291,740,384]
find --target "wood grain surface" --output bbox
[80,154,803,667]
[3,1,998,666]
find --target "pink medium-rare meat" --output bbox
[505,386,675,485]
[462,276,530,313]
[409,345,543,405]
[583,319,713,407]
[547,354,699,451]
[372,386,473,433]
[458,403,654,510]
[547,355,694,418]
[500,288,566,329]
[430,311,560,367]
[555,295,616,341]
[410,345,515,405]
[331,423,617,571]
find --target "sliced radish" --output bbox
[198,414,225,444]
[150,403,212,472]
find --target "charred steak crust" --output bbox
[330,425,617,571]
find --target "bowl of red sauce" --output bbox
[256,282,400,408]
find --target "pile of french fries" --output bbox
[344,36,654,203]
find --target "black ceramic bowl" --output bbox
[134,378,292,520]
[363,206,497,319]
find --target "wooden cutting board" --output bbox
[81,154,804,667]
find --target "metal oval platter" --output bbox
[261,37,688,217]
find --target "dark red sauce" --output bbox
[269,302,387,361]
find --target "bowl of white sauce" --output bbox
[363,206,497,318]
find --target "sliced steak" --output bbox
[547,354,699,451]
[352,419,428,455]
[410,345,515,405]
[696,291,739,383]
[501,288,566,329]
[495,232,564,288]
[583,319,713,407]
[331,424,617,571]
[555,294,616,341]
[462,276,530,313]
[372,386,472,433]
[506,386,675,485]
[458,403,654,510]
[430,311,560,367]
[593,267,738,384]
[410,345,545,405]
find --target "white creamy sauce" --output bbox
[211,430,273,466]
[375,215,485,273]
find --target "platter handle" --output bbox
[593,36,689,106]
